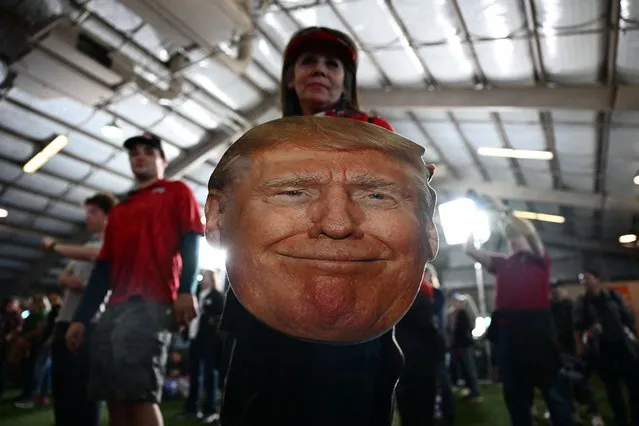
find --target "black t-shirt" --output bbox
[551,298,575,354]
[575,290,634,343]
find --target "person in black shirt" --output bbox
[574,270,639,426]
[550,284,602,426]
[182,270,225,424]
[451,295,481,402]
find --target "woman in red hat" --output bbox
[280,26,394,131]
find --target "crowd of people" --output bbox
[0,25,638,426]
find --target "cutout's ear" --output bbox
[204,191,225,246]
[425,220,439,261]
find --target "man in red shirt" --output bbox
[65,133,204,426]
[464,196,573,426]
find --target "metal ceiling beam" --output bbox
[436,179,639,212]
[357,85,639,111]
[166,95,277,180]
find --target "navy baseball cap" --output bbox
[123,132,166,159]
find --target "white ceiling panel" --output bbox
[0,101,67,140]
[551,110,597,124]
[2,209,34,228]
[187,163,216,186]
[0,159,23,182]
[612,111,639,126]
[85,0,143,32]
[108,93,167,128]
[474,38,535,84]
[16,173,71,197]
[335,1,401,48]
[65,132,118,163]
[248,34,283,80]
[605,127,639,196]
[244,62,279,92]
[393,0,459,43]
[0,130,32,162]
[3,189,50,211]
[260,9,300,51]
[534,0,605,31]
[554,123,596,191]
[8,87,96,127]
[617,30,639,83]
[48,202,86,223]
[63,186,96,205]
[85,170,132,193]
[457,0,524,38]
[498,109,541,123]
[375,49,426,87]
[151,114,205,148]
[540,34,602,83]
[481,157,516,181]
[0,245,41,260]
[0,259,29,270]
[418,44,475,85]
[174,99,221,131]
[104,152,134,177]
[132,24,170,62]
[518,168,554,189]
[33,217,78,235]
[42,155,93,181]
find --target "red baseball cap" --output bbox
[283,27,358,69]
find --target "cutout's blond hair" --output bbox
[208,116,436,221]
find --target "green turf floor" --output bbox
[0,384,616,426]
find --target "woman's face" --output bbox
[288,51,345,113]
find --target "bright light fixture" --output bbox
[472,316,492,338]
[198,237,227,271]
[438,198,491,245]
[513,210,565,224]
[200,216,206,225]
[23,134,68,174]
[633,174,639,185]
[101,121,122,139]
[0,208,7,218]
[619,233,637,244]
[477,147,554,160]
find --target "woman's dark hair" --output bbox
[84,193,119,214]
[280,27,360,117]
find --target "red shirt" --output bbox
[321,110,395,132]
[420,279,434,300]
[98,179,205,304]
[490,251,551,311]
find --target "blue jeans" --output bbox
[457,347,481,397]
[185,338,218,415]
[496,327,573,426]
[436,353,455,426]
[36,348,51,397]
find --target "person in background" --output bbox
[575,270,638,426]
[0,296,23,397]
[14,294,50,407]
[182,270,224,423]
[45,193,117,426]
[451,294,482,403]
[164,351,188,400]
[66,133,203,426]
[395,264,446,426]
[464,195,573,426]
[549,284,604,426]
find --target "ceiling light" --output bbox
[101,120,122,139]
[618,233,637,244]
[513,210,565,224]
[0,208,8,218]
[633,172,639,185]
[438,198,491,245]
[200,215,206,225]
[477,147,554,160]
[23,134,69,174]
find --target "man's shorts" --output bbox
[88,297,175,404]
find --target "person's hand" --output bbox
[65,322,85,351]
[463,232,476,253]
[173,293,198,326]
[42,236,57,251]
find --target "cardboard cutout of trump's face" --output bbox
[205,117,438,343]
